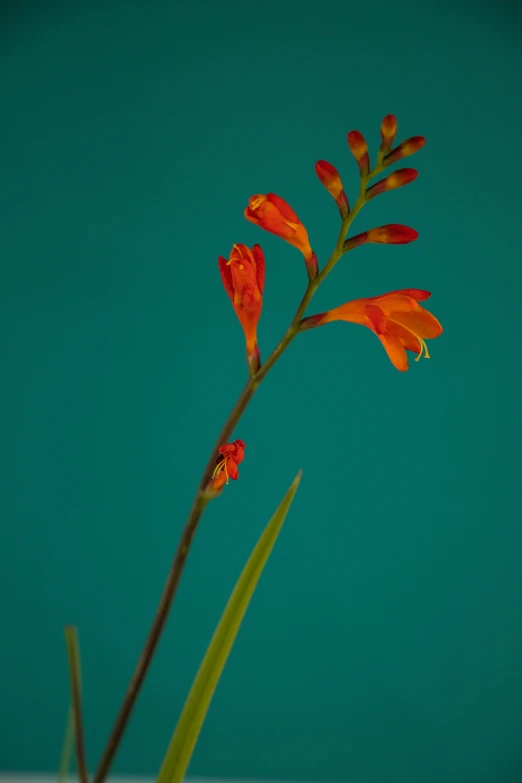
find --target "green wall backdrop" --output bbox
[1,1,522,782]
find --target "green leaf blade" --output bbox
[157,470,302,783]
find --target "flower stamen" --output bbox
[388,319,430,361]
[212,457,230,484]
[416,338,430,361]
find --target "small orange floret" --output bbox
[245,193,316,278]
[218,244,264,372]
[245,193,313,259]
[210,439,246,491]
[300,289,442,372]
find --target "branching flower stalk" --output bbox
[92,115,441,783]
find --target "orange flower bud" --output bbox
[379,114,397,154]
[315,160,350,216]
[218,243,264,372]
[366,224,418,244]
[344,224,418,251]
[245,193,317,280]
[366,168,418,200]
[347,130,370,178]
[383,136,426,167]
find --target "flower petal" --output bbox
[252,244,265,294]
[218,256,234,303]
[392,288,431,302]
[360,289,431,304]
[227,459,239,480]
[389,308,443,339]
[377,331,409,371]
[266,193,300,223]
[321,299,369,326]
[375,294,420,315]
[232,440,245,463]
[231,243,254,262]
[365,305,387,335]
[387,322,422,354]
[255,200,296,240]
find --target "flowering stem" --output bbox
[92,160,383,783]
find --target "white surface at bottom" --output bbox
[0,776,360,783]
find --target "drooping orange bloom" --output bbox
[211,439,246,492]
[218,244,265,372]
[244,193,318,279]
[300,289,443,372]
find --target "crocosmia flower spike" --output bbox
[210,439,246,492]
[315,160,350,216]
[245,193,318,280]
[218,244,265,373]
[300,289,442,372]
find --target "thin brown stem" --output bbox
[65,626,89,783]
[92,381,255,783]
[93,160,383,783]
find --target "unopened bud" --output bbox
[366,224,419,244]
[343,224,418,251]
[347,130,370,178]
[366,168,418,200]
[315,160,350,215]
[379,114,397,154]
[383,136,426,167]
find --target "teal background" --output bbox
[1,1,521,782]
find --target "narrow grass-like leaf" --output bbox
[57,705,74,783]
[156,471,302,783]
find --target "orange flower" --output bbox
[300,289,443,372]
[211,439,246,492]
[218,244,265,372]
[245,193,318,279]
